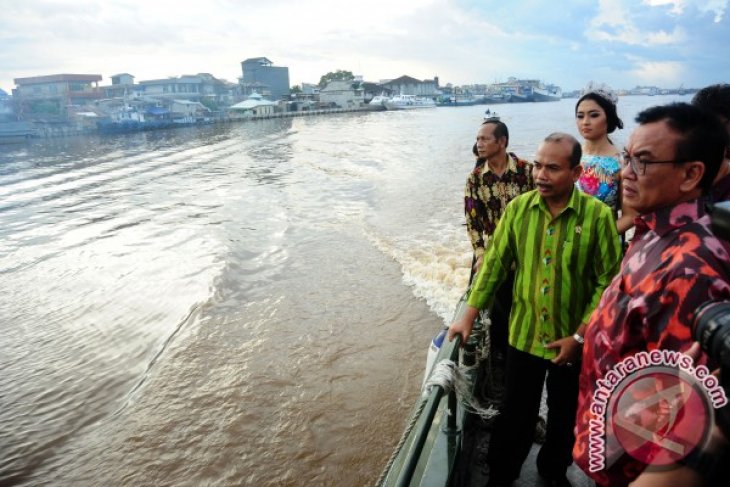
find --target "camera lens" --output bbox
[693,300,730,368]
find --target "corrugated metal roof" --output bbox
[14,74,103,85]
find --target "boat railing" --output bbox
[378,293,484,486]
[391,333,463,487]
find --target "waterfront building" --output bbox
[0,88,15,121]
[382,75,439,96]
[13,73,103,121]
[301,83,320,96]
[318,80,364,108]
[111,73,134,86]
[289,83,320,108]
[137,73,234,107]
[111,73,135,86]
[240,57,290,101]
[227,92,277,119]
[103,73,137,98]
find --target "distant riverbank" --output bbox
[2,104,386,141]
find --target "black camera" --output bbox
[693,200,730,439]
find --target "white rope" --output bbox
[475,312,492,363]
[423,359,499,421]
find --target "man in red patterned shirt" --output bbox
[573,103,730,486]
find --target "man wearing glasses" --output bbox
[449,132,621,487]
[573,103,730,486]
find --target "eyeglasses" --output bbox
[620,151,689,175]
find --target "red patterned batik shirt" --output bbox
[572,199,730,486]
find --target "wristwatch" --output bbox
[572,333,585,344]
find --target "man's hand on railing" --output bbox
[447,305,480,345]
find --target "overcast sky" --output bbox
[1,0,727,94]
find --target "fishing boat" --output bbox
[502,80,563,103]
[383,94,436,110]
[96,105,174,134]
[483,109,499,121]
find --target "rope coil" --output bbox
[423,359,499,421]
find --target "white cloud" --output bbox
[0,0,462,88]
[0,0,727,92]
[627,59,685,84]
[645,27,687,43]
[587,0,644,44]
[644,0,686,15]
[644,0,728,21]
[696,0,728,22]
[588,0,688,45]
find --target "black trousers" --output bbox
[490,272,513,355]
[474,272,513,404]
[469,258,513,359]
[486,346,580,483]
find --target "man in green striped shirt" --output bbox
[448,132,622,487]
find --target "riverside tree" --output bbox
[318,70,354,88]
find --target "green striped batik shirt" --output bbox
[467,188,622,359]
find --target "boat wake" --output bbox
[364,225,471,324]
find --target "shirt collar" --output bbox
[530,187,580,215]
[484,152,518,175]
[634,198,706,238]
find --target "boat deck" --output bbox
[457,419,594,486]
[378,294,596,487]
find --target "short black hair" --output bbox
[635,102,729,192]
[482,119,509,147]
[472,142,486,168]
[692,84,730,122]
[576,92,624,134]
[543,132,582,168]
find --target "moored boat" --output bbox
[437,96,478,107]
[503,79,563,103]
[96,104,173,134]
[482,93,509,104]
[532,83,562,102]
[95,104,210,134]
[0,122,37,144]
[97,114,175,134]
[369,94,391,106]
[384,94,436,110]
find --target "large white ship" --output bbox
[383,94,437,110]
